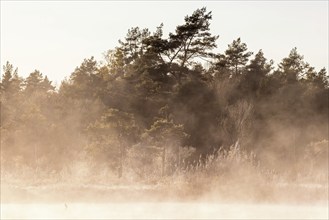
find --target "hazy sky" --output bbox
[1,1,328,85]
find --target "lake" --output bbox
[1,202,328,219]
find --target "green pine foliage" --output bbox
[1,8,328,188]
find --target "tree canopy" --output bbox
[1,7,328,180]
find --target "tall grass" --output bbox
[1,140,328,203]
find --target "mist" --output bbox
[1,7,328,219]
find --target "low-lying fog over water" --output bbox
[1,181,328,219]
[2,203,328,219]
[1,3,328,220]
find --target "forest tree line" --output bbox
[1,8,328,180]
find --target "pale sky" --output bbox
[1,1,328,86]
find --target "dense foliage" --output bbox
[1,8,328,182]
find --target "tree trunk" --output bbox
[161,146,166,177]
[34,144,37,183]
[118,144,124,178]
[177,145,180,173]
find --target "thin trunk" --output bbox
[162,146,166,177]
[177,146,180,173]
[292,130,297,181]
[34,144,37,183]
[118,143,124,178]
